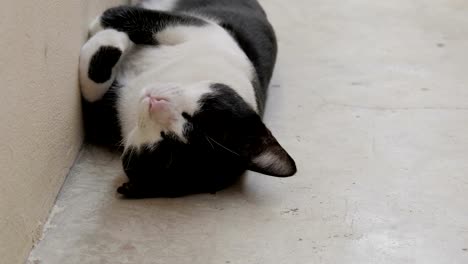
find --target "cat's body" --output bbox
[80,0,296,197]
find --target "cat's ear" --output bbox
[246,123,297,177]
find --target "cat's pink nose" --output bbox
[148,96,169,112]
[142,95,175,125]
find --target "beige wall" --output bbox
[0,1,126,263]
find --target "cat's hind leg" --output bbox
[79,29,131,102]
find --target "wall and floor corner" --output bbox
[5,0,468,264]
[0,1,126,263]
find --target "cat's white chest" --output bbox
[116,39,254,89]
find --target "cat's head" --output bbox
[120,82,296,195]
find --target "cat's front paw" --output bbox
[117,182,142,198]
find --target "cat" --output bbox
[79,0,297,198]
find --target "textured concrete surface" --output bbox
[0,1,126,263]
[28,0,468,263]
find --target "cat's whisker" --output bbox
[117,138,126,148]
[206,135,240,156]
[153,86,177,96]
[167,150,174,168]
[204,135,215,150]
[122,145,136,168]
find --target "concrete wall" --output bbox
[0,1,126,263]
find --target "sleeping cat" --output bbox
[79,0,296,198]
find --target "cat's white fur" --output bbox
[80,18,257,150]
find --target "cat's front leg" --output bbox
[117,181,186,198]
[79,29,131,102]
[117,182,148,199]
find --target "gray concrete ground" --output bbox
[28,0,468,263]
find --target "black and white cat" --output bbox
[79,0,296,198]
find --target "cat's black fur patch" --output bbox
[196,83,296,177]
[100,6,206,45]
[120,130,246,198]
[88,46,122,83]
